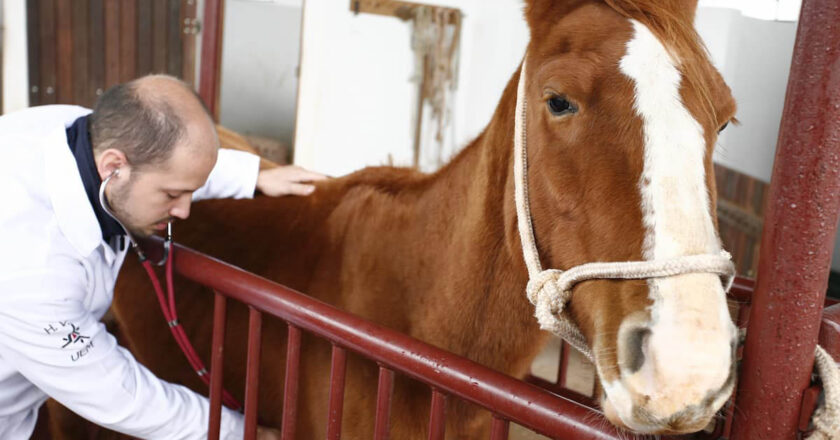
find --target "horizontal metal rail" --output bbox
[141,238,620,439]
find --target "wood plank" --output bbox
[38,0,57,104]
[136,0,153,75]
[152,0,168,73]
[349,0,460,23]
[72,0,90,106]
[104,0,121,88]
[181,0,198,86]
[120,0,138,82]
[55,0,73,104]
[89,0,106,101]
[198,0,224,119]
[26,0,41,106]
[166,0,183,76]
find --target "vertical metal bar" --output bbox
[558,341,570,388]
[326,345,347,440]
[731,0,840,438]
[374,366,395,440]
[208,292,227,440]
[489,415,510,440]
[244,307,263,439]
[281,325,302,440]
[427,389,447,440]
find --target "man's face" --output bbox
[107,144,217,237]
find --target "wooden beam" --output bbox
[349,0,460,23]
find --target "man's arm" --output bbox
[192,149,327,201]
[192,149,261,201]
[0,269,245,439]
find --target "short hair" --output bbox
[89,80,187,170]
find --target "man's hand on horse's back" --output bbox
[257,426,281,440]
[256,165,328,197]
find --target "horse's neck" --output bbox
[332,69,548,376]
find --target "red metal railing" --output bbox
[141,238,622,440]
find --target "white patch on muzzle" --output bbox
[611,20,736,424]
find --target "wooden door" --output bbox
[26,0,199,108]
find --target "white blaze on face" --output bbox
[606,20,736,424]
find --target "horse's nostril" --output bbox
[624,327,651,374]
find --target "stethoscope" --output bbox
[98,168,172,266]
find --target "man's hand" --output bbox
[256,165,328,197]
[257,426,281,440]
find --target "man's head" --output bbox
[90,74,219,237]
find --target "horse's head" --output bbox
[520,0,737,434]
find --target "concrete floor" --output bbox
[511,337,597,439]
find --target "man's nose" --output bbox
[169,195,191,220]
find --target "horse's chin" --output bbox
[598,385,721,435]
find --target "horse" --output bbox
[49,0,739,437]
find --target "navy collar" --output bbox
[65,115,126,244]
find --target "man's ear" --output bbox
[95,148,130,181]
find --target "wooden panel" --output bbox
[137,0,153,75]
[714,163,769,278]
[26,0,40,106]
[38,0,57,104]
[181,0,198,86]
[89,0,106,101]
[152,0,168,73]
[55,0,73,103]
[166,0,183,76]
[198,0,224,119]
[103,0,121,88]
[72,1,91,106]
[120,0,138,82]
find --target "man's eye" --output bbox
[166,193,178,200]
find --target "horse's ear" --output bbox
[522,0,588,38]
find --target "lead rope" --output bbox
[809,346,840,439]
[512,58,735,363]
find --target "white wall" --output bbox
[218,0,302,145]
[293,0,528,176]
[697,8,798,182]
[1,0,28,114]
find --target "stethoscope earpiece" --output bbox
[98,167,172,266]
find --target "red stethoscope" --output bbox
[99,168,242,410]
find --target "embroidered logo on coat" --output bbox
[60,323,90,348]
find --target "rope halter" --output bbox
[513,58,736,362]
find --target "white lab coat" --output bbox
[0,105,260,439]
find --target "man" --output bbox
[0,75,325,439]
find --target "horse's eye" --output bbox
[718,121,729,133]
[547,95,577,116]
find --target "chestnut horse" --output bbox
[61,0,739,437]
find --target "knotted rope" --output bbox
[525,254,736,359]
[512,58,735,362]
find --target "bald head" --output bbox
[90,74,219,171]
